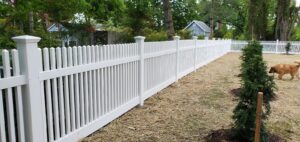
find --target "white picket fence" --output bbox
[231,40,300,54]
[0,35,231,142]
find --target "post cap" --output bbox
[12,35,41,44]
[173,36,180,40]
[134,36,146,40]
[192,36,198,40]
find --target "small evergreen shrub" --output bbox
[285,42,291,55]
[145,31,168,41]
[232,41,276,142]
[177,30,192,39]
[197,35,205,39]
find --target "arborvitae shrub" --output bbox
[232,41,276,142]
[285,42,291,55]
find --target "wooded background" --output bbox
[0,0,299,48]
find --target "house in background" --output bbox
[47,23,79,47]
[184,20,211,38]
[47,23,121,47]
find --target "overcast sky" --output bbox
[297,0,300,6]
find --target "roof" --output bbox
[184,20,211,33]
[95,24,106,31]
[47,23,68,32]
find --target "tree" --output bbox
[123,0,154,36]
[274,0,299,41]
[197,0,247,39]
[162,0,175,40]
[171,0,199,31]
[246,0,269,40]
[232,41,276,141]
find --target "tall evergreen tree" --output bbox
[232,41,276,141]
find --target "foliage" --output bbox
[145,31,168,41]
[33,27,61,48]
[237,34,247,40]
[171,0,199,31]
[85,0,125,24]
[197,35,205,40]
[123,0,156,36]
[291,25,300,40]
[0,0,126,48]
[0,25,23,49]
[285,42,291,55]
[223,30,233,39]
[1,0,299,48]
[232,41,276,141]
[246,0,270,40]
[177,30,192,39]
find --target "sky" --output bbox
[297,0,300,6]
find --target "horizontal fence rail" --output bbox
[231,40,300,54]
[0,35,231,142]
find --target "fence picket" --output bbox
[73,47,80,128]
[12,50,25,142]
[62,47,70,133]
[43,48,54,142]
[77,46,85,126]
[3,50,16,142]
[56,47,66,136]
[82,46,89,123]
[50,48,60,140]
[0,83,6,142]
[92,46,97,119]
[68,47,76,130]
[87,46,93,121]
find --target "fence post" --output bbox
[229,39,232,52]
[276,39,279,54]
[193,36,197,72]
[173,36,180,82]
[254,92,264,142]
[135,36,145,106]
[12,35,46,142]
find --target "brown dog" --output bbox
[269,61,300,80]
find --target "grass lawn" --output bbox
[82,52,300,142]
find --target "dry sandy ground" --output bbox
[82,53,300,142]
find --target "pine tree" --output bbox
[232,41,276,142]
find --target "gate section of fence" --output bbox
[0,35,231,142]
[231,40,300,54]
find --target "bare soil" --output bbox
[82,53,300,142]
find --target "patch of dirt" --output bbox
[204,129,234,142]
[230,88,241,97]
[82,53,300,142]
[205,129,286,142]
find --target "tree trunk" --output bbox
[210,0,214,39]
[90,32,94,45]
[275,0,293,41]
[247,0,269,40]
[29,11,34,34]
[162,0,175,40]
[210,18,214,39]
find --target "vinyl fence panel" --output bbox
[0,35,231,142]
